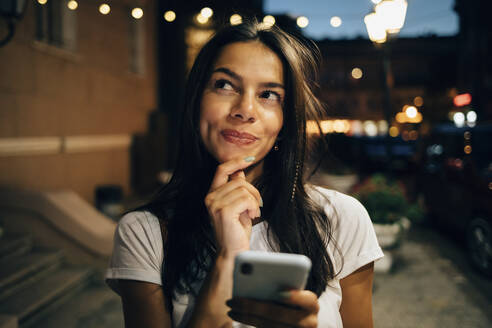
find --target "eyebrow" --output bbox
[212,67,284,89]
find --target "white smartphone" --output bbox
[232,251,312,301]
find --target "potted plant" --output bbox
[352,174,423,272]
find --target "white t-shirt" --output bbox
[106,186,384,327]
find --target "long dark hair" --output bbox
[140,20,338,309]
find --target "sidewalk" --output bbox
[373,226,492,328]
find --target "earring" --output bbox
[273,143,279,151]
[291,162,300,202]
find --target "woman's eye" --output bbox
[260,90,282,102]
[214,79,234,91]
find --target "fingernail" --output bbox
[259,197,263,207]
[244,156,255,162]
[277,291,291,300]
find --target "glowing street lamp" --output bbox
[364,0,407,43]
[364,0,408,160]
[375,0,408,34]
[364,12,387,43]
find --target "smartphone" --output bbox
[232,251,312,301]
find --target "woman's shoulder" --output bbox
[306,184,368,219]
[114,210,163,247]
[117,210,160,230]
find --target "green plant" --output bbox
[352,174,424,224]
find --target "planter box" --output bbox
[373,218,411,273]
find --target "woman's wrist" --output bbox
[188,251,238,327]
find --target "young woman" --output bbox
[106,20,383,328]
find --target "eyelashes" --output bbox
[214,79,234,91]
[212,78,283,103]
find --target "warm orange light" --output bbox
[464,145,472,154]
[453,93,472,107]
[320,120,334,134]
[99,4,110,15]
[164,11,176,22]
[351,67,363,79]
[306,121,321,135]
[414,96,424,107]
[389,126,399,137]
[230,14,242,25]
[396,112,406,123]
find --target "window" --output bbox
[35,0,77,51]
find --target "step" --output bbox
[0,267,93,326]
[0,315,17,328]
[0,250,63,293]
[0,235,32,263]
[32,284,124,328]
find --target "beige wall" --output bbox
[0,0,156,203]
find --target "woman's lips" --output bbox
[221,129,258,145]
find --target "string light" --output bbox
[132,7,143,19]
[263,15,276,27]
[164,11,176,22]
[200,7,213,19]
[99,4,111,15]
[230,14,242,26]
[351,67,363,79]
[296,16,309,28]
[38,0,48,4]
[196,13,208,24]
[67,0,78,10]
[330,16,342,27]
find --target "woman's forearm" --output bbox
[187,252,236,328]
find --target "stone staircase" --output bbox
[0,233,124,328]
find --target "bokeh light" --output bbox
[330,16,342,27]
[389,126,399,137]
[351,67,363,79]
[164,11,176,22]
[230,14,242,25]
[38,0,47,4]
[453,112,465,127]
[67,0,78,10]
[263,15,276,27]
[466,110,477,123]
[405,106,417,119]
[200,7,213,19]
[196,13,208,24]
[414,96,424,107]
[99,4,110,15]
[132,8,143,19]
[297,16,309,28]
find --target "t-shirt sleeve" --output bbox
[314,187,384,280]
[105,211,164,294]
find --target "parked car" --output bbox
[418,123,492,277]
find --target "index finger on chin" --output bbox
[210,156,255,191]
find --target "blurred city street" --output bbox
[373,225,492,328]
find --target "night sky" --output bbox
[265,0,459,40]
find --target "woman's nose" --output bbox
[230,92,257,123]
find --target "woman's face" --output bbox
[200,41,285,167]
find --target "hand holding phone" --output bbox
[232,250,312,301]
[229,251,318,327]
